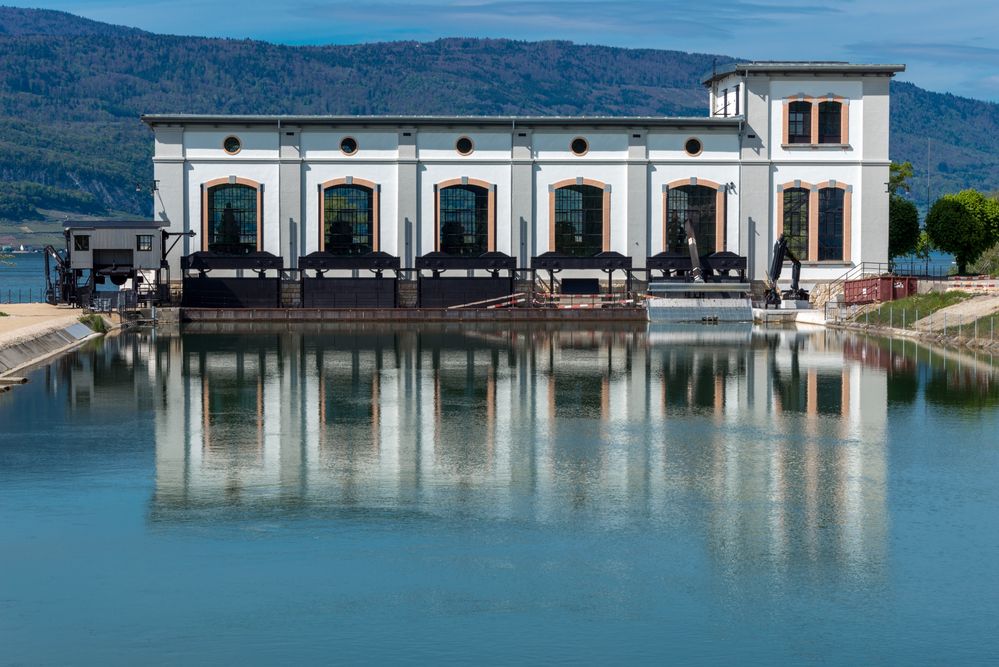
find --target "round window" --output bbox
[570,137,589,156]
[684,138,703,156]
[455,136,474,155]
[340,136,358,155]
[223,136,242,154]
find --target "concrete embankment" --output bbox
[0,304,105,380]
[828,293,999,351]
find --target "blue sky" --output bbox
[10,0,999,102]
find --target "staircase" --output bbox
[811,262,892,309]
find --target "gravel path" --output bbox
[911,294,999,331]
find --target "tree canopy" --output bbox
[889,161,914,196]
[925,190,998,273]
[888,194,920,260]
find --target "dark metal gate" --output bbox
[301,277,397,308]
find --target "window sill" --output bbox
[797,261,850,267]
[781,143,852,150]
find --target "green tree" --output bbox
[889,161,914,195]
[888,194,920,260]
[925,195,988,274]
[914,230,933,260]
[951,188,999,242]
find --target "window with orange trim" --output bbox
[666,185,717,254]
[554,184,604,256]
[206,183,258,255]
[783,188,809,259]
[788,101,812,144]
[818,102,842,144]
[818,188,845,260]
[323,184,374,255]
[439,184,489,256]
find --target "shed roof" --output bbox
[141,114,742,129]
[703,61,905,85]
[64,219,167,230]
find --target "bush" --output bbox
[969,241,999,276]
[78,313,108,333]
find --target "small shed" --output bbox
[52,219,168,306]
[64,220,167,276]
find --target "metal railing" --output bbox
[1,287,45,304]
[832,301,999,345]
[87,290,138,317]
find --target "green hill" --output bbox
[1,5,997,225]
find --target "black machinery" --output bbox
[43,245,76,305]
[764,235,809,308]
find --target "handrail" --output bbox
[822,261,890,305]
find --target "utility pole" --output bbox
[926,137,931,213]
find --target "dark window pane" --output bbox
[456,137,474,155]
[223,136,241,154]
[207,184,258,255]
[554,184,604,257]
[684,138,702,155]
[818,187,845,261]
[74,235,89,251]
[571,137,588,155]
[666,185,717,255]
[783,188,809,260]
[788,101,812,144]
[340,137,358,155]
[818,101,842,143]
[137,234,153,252]
[439,184,489,256]
[324,185,374,255]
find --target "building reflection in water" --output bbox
[136,323,999,578]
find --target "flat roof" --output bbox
[64,219,167,230]
[141,114,743,129]
[703,61,905,85]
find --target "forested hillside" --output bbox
[1,5,997,224]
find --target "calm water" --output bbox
[0,252,47,302]
[1,324,998,664]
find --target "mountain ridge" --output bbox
[1,6,996,223]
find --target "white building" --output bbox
[143,61,904,286]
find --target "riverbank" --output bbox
[829,292,999,351]
[0,303,107,380]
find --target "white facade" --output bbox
[145,61,904,284]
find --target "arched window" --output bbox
[204,180,260,255]
[553,184,605,256]
[818,101,842,144]
[665,184,718,255]
[323,184,374,255]
[818,187,845,260]
[438,183,490,256]
[782,187,810,259]
[787,101,812,144]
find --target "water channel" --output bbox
[1,323,997,664]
